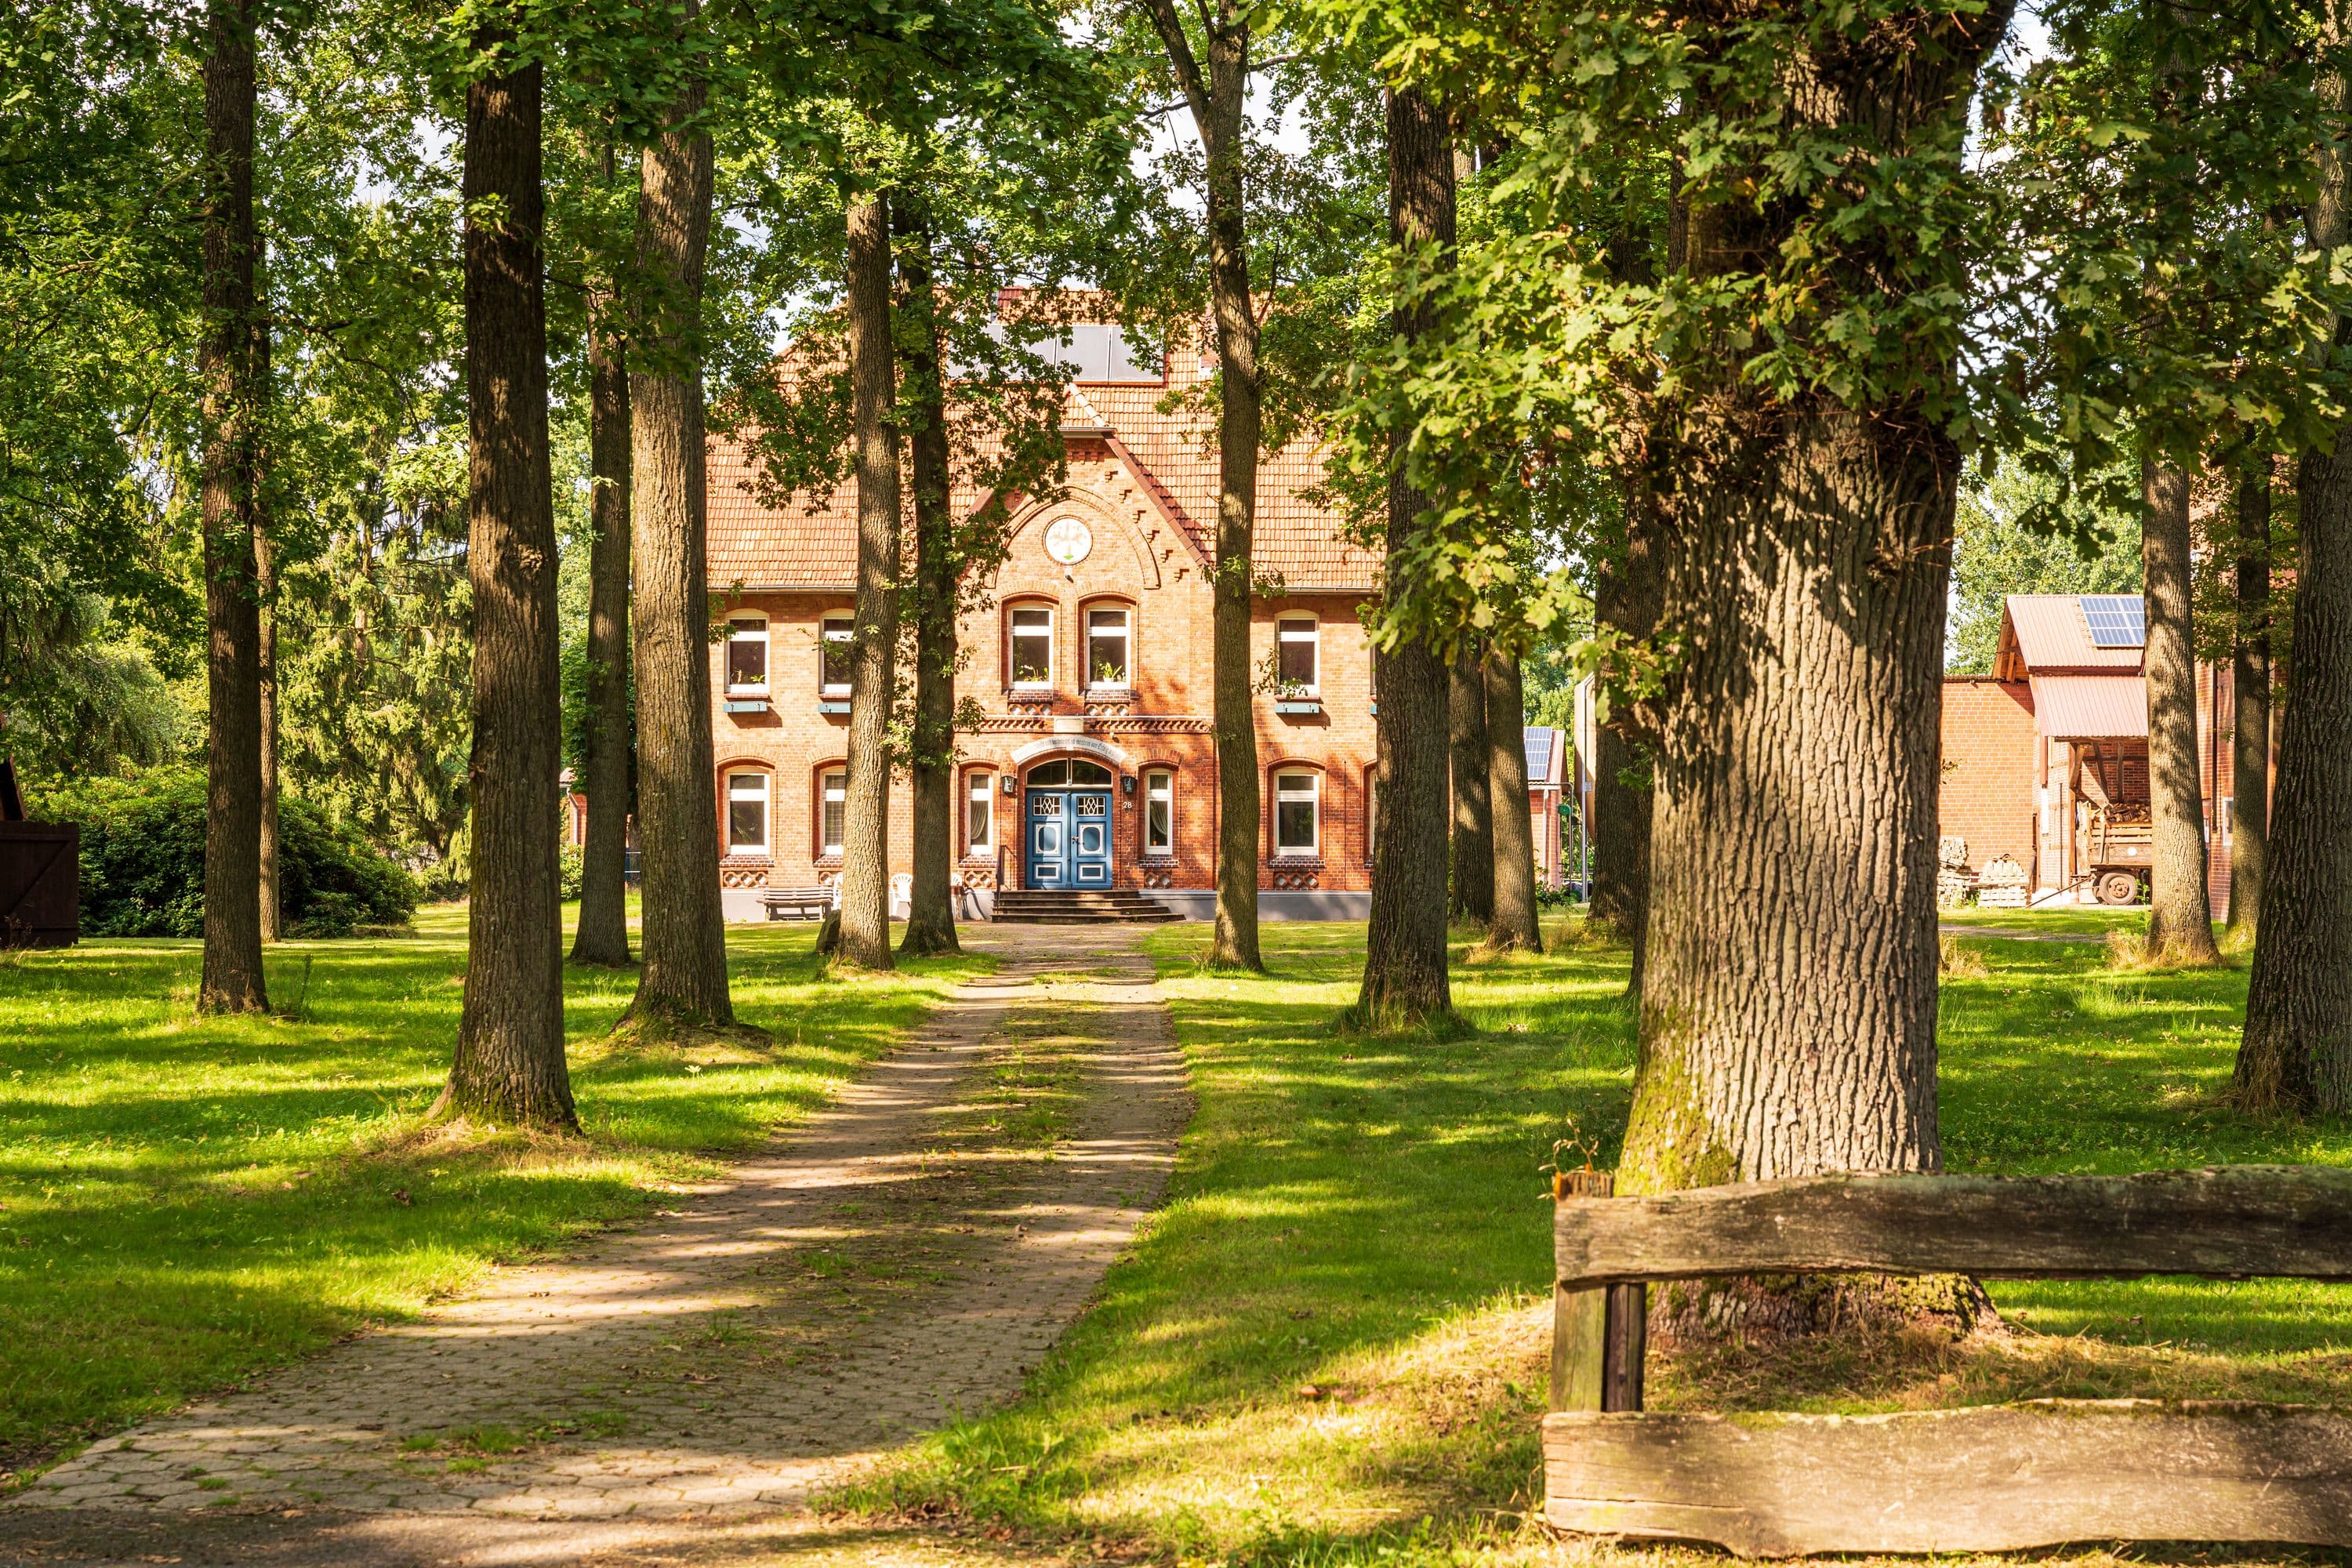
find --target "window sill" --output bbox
[816,699,851,715]
[726,686,770,699]
[1272,697,1323,715]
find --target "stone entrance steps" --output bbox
[992,888,1184,925]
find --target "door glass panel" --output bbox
[1077,822,1103,854]
[1035,822,1062,855]
[1031,794,1062,818]
[1073,793,1106,816]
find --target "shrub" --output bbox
[31,768,418,938]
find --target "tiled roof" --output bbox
[1994,594,2144,679]
[705,332,1377,592]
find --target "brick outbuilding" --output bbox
[699,320,1381,920]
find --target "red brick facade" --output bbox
[700,356,1379,912]
[1936,678,2038,878]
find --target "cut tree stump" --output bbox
[1543,1400,2352,1556]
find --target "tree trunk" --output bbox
[1589,511,1661,989]
[896,201,959,960]
[1485,652,1542,953]
[198,0,267,1014]
[837,189,901,972]
[1140,0,1263,971]
[1357,83,1454,1023]
[440,38,574,1131]
[2226,454,2271,942]
[572,210,633,969]
[1621,405,1950,1196]
[2142,449,2223,962]
[624,23,735,1029]
[2238,54,2352,1107]
[256,510,280,945]
[1448,649,1494,926]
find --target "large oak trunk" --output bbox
[1589,511,1660,987]
[256,516,280,945]
[625,33,735,1027]
[198,0,267,1014]
[1448,650,1494,925]
[572,236,633,968]
[2238,433,2352,1110]
[2142,451,2222,961]
[1358,84,1454,1022]
[837,191,902,972]
[441,41,574,1131]
[1621,405,1951,1192]
[896,205,959,959]
[1484,652,1542,952]
[2227,456,2271,940]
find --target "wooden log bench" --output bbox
[760,885,836,922]
[1545,1165,2352,1556]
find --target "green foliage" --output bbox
[31,769,417,939]
[1947,456,2143,673]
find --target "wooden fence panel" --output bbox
[1544,1400,2352,1556]
[1555,1167,2352,1290]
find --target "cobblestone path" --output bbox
[2,924,1187,1564]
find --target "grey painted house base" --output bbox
[724,886,1370,924]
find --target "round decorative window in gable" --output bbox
[1043,516,1093,565]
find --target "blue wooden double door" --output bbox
[1025,758,1115,889]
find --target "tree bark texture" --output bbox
[572,248,633,967]
[626,35,735,1027]
[2141,452,2222,960]
[2227,456,2271,941]
[256,504,280,945]
[837,190,902,972]
[1448,650,1494,925]
[896,203,959,959]
[442,42,574,1131]
[1614,6,2003,1198]
[1618,405,1951,1192]
[2239,418,2352,1110]
[1358,84,1454,1022]
[1485,652,1542,952]
[1140,0,1260,970]
[198,0,267,1014]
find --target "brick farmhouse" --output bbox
[1938,593,2240,909]
[695,319,1385,921]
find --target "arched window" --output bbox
[726,615,769,693]
[726,770,770,855]
[1026,757,1114,787]
[1009,604,1055,689]
[1142,768,1174,855]
[1273,768,1319,856]
[1086,605,1132,690]
[818,769,847,857]
[1276,615,1319,695]
[966,771,996,855]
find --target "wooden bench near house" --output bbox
[1546,1165,2352,1556]
[760,885,836,922]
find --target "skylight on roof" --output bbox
[2081,595,2145,648]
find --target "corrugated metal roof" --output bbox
[2030,673,2147,739]
[1998,594,2143,677]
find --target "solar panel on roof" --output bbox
[1524,730,1554,775]
[2081,595,2145,648]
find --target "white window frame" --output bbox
[818,615,854,695]
[818,769,847,858]
[1276,615,1319,696]
[1010,604,1056,690]
[967,771,995,855]
[726,615,770,695]
[726,770,770,855]
[1085,605,1133,691]
[1143,768,1174,855]
[1273,768,1319,857]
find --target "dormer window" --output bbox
[726,615,768,694]
[1087,608,1131,690]
[1011,605,1054,689]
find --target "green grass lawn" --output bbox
[844,915,2352,1565]
[0,904,990,1479]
